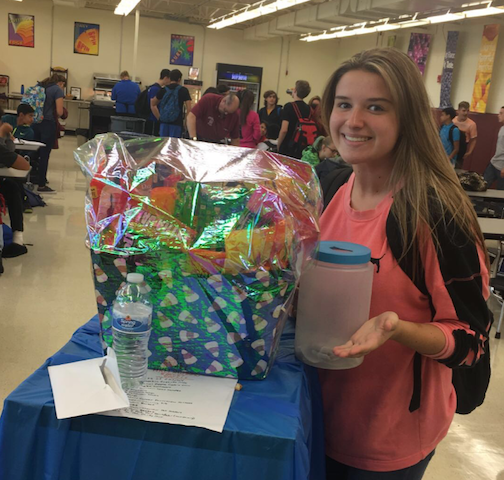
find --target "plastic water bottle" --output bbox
[112,273,152,389]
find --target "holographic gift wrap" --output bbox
[76,133,322,379]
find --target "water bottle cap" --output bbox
[316,241,371,265]
[127,273,144,283]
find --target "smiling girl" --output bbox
[318,48,491,479]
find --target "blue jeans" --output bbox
[483,163,504,190]
[326,451,435,480]
[160,123,182,138]
[32,120,56,186]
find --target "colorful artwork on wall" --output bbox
[470,24,500,113]
[74,22,100,56]
[407,33,432,76]
[8,13,35,48]
[170,35,195,66]
[439,31,459,108]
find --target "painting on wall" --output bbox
[74,22,100,56]
[170,35,194,66]
[407,33,432,76]
[8,13,35,48]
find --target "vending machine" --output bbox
[216,64,263,112]
[184,79,203,105]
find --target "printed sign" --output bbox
[170,35,195,66]
[470,24,500,113]
[407,33,432,76]
[439,31,459,108]
[8,14,34,48]
[74,22,99,56]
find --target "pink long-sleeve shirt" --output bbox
[318,173,489,472]
[239,110,262,148]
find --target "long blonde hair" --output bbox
[321,47,487,267]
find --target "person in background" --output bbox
[151,69,192,138]
[0,133,30,259]
[301,135,338,167]
[111,71,140,116]
[259,122,268,142]
[453,101,477,169]
[203,87,219,96]
[259,90,282,129]
[31,73,65,193]
[238,89,261,148]
[317,47,490,480]
[483,106,504,189]
[438,107,460,167]
[277,80,312,158]
[146,68,170,135]
[217,84,230,95]
[186,93,240,145]
[308,95,321,110]
[1,104,35,140]
[257,123,280,152]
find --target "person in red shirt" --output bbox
[316,48,490,479]
[186,93,240,145]
[238,89,261,148]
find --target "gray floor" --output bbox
[1,136,504,478]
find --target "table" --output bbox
[13,139,44,152]
[467,189,504,201]
[467,189,504,218]
[0,317,325,480]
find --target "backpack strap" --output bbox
[291,101,302,121]
[448,124,456,146]
[320,166,353,210]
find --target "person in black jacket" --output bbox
[258,90,282,129]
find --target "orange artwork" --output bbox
[470,24,500,113]
[74,22,99,56]
[8,14,34,48]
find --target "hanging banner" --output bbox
[170,34,194,66]
[74,22,99,56]
[407,33,432,76]
[439,31,459,108]
[8,13,34,48]
[470,24,500,113]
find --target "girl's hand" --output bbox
[333,312,400,358]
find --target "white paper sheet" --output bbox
[48,348,130,419]
[102,370,237,433]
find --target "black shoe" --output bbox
[2,243,28,258]
[37,185,56,193]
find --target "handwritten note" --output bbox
[101,370,237,433]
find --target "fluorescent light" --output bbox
[464,6,504,17]
[375,23,401,31]
[208,0,310,29]
[398,19,429,28]
[427,12,464,23]
[114,0,141,16]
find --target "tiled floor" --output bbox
[1,135,504,478]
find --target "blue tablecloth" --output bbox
[0,316,325,480]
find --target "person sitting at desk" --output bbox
[0,141,30,261]
[112,71,141,116]
[1,104,35,141]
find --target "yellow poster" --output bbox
[470,24,500,113]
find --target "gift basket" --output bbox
[75,134,321,380]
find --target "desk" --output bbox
[467,189,504,201]
[468,189,504,218]
[0,317,324,480]
[13,140,44,152]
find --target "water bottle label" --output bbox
[112,312,151,332]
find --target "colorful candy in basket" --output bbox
[75,134,322,379]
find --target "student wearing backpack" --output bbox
[313,48,491,479]
[277,80,317,159]
[438,107,460,167]
[135,69,170,135]
[30,74,65,193]
[259,90,282,129]
[151,69,192,138]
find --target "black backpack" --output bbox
[134,84,157,119]
[321,168,492,415]
[456,129,468,167]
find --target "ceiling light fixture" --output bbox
[114,0,141,16]
[208,0,310,29]
[301,3,504,42]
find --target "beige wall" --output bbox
[1,0,503,113]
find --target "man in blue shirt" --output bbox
[112,71,141,115]
[439,107,460,167]
[145,69,170,135]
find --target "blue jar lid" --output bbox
[316,241,371,265]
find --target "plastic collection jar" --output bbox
[295,241,374,370]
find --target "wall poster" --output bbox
[74,22,100,56]
[407,33,432,76]
[8,13,35,48]
[439,31,459,108]
[470,24,500,113]
[170,34,195,66]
